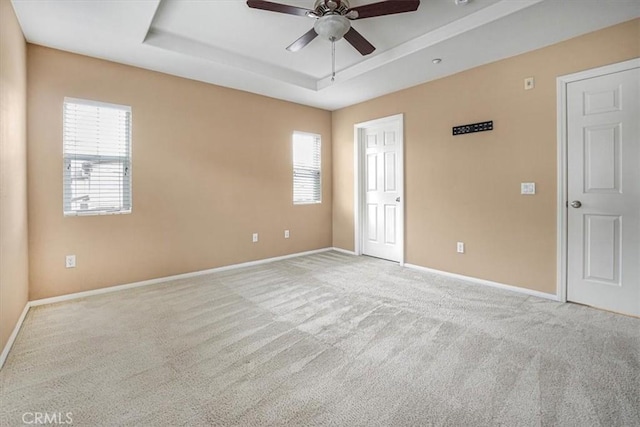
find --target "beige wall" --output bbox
[1,0,29,351]
[27,46,332,300]
[12,17,640,305]
[332,19,639,294]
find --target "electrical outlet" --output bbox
[252,233,258,243]
[284,230,290,239]
[66,255,76,268]
[456,242,465,254]
[524,77,535,90]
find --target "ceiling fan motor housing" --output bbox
[313,0,351,16]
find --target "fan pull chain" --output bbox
[331,39,336,82]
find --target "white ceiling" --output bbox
[12,0,640,110]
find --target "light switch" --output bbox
[521,182,536,195]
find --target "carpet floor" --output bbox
[1,251,639,426]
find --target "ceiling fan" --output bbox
[247,0,421,80]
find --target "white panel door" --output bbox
[362,120,402,262]
[567,67,640,316]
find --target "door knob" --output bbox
[570,200,582,208]
[396,197,401,202]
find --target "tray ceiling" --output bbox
[12,0,640,110]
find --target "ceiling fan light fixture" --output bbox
[314,15,350,41]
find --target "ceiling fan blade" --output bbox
[347,0,420,19]
[286,28,318,52]
[343,27,375,55]
[246,0,311,17]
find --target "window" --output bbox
[63,98,132,216]
[293,132,321,204]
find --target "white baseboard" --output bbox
[331,247,357,256]
[0,303,30,370]
[404,263,559,301]
[29,247,334,308]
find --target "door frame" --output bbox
[353,113,405,265]
[555,58,640,302]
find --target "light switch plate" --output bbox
[521,182,536,195]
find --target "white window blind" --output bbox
[63,98,132,216]
[293,132,321,204]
